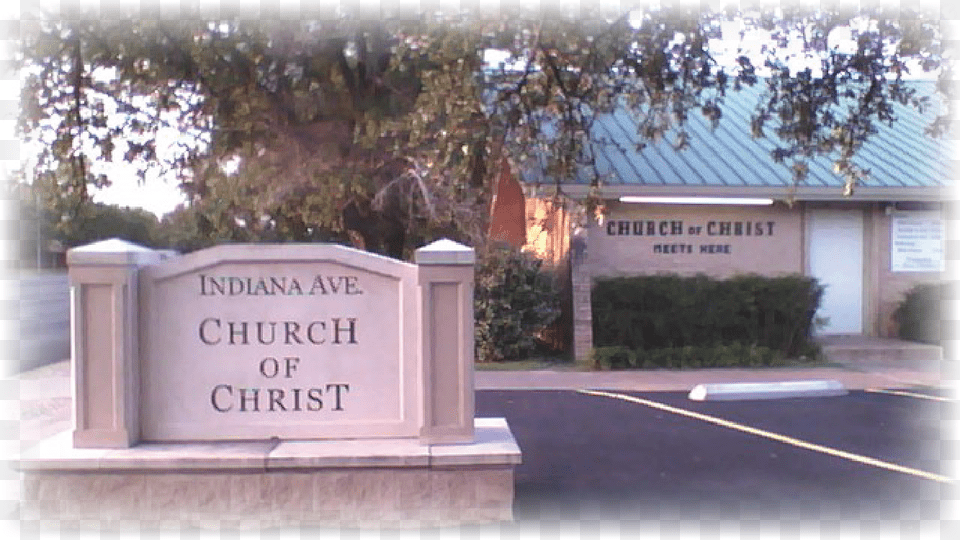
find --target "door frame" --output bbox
[805,207,866,335]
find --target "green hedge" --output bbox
[591,274,823,359]
[894,282,944,345]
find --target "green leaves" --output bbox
[592,274,824,358]
[17,4,949,251]
[894,283,944,345]
[474,246,561,362]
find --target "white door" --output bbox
[808,209,864,334]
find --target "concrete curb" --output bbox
[688,380,848,401]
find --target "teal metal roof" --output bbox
[530,81,952,200]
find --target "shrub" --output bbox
[894,282,944,345]
[590,346,635,370]
[592,273,823,358]
[474,246,561,362]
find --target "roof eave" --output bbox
[540,184,949,203]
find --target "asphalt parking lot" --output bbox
[476,388,953,524]
[12,357,956,534]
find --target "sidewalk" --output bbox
[476,336,952,391]
[475,362,948,392]
[15,359,72,450]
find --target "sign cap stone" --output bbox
[67,238,163,266]
[415,239,475,265]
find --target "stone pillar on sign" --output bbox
[415,239,476,444]
[67,238,167,448]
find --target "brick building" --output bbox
[490,82,951,362]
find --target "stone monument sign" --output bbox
[19,238,518,528]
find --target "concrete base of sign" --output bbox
[16,418,521,530]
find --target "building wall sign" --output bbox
[891,212,944,273]
[590,204,802,278]
[603,218,777,256]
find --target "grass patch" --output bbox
[474,355,589,371]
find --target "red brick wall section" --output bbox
[487,158,527,247]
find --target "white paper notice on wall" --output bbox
[891,212,944,273]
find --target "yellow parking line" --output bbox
[577,389,953,485]
[864,388,954,402]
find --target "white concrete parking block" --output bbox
[688,380,848,401]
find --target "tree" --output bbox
[17,2,950,256]
[16,174,164,265]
